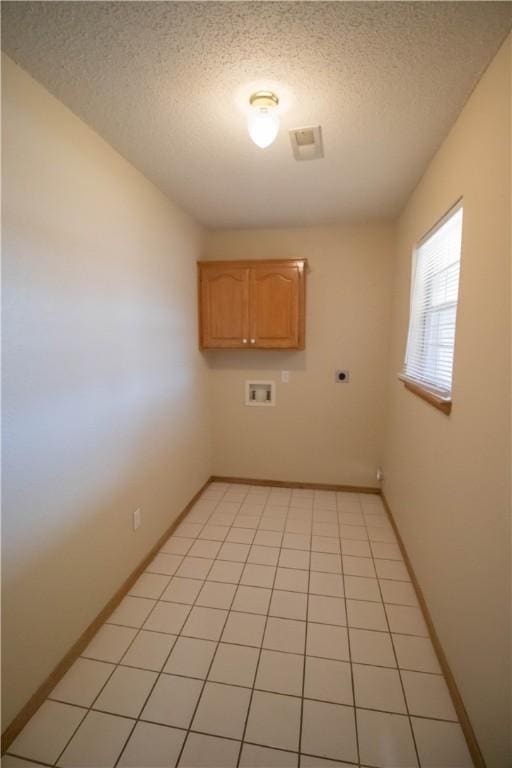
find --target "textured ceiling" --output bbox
[2,2,511,228]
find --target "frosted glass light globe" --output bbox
[247,92,280,149]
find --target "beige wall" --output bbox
[1,55,211,727]
[204,225,394,487]
[383,36,511,767]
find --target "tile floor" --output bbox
[5,482,473,768]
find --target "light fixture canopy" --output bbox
[248,91,280,149]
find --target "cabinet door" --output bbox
[249,263,304,348]
[199,265,249,348]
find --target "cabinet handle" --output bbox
[242,338,248,344]
[250,339,256,344]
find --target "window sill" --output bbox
[398,375,452,415]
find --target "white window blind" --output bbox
[403,202,463,399]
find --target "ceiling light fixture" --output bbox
[248,91,279,149]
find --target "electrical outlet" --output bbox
[281,370,290,383]
[376,467,384,482]
[133,508,141,530]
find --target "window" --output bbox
[402,201,463,413]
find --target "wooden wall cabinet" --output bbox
[198,259,306,349]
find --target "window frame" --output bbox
[399,199,464,415]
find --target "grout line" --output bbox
[297,516,311,765]
[235,492,294,767]
[364,499,422,768]
[173,484,257,768]
[342,492,361,766]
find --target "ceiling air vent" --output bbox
[289,125,324,161]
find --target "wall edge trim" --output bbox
[1,476,212,754]
[381,493,486,768]
[210,475,381,494]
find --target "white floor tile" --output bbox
[340,539,371,557]
[239,743,298,767]
[181,606,227,640]
[254,531,283,547]
[374,560,410,582]
[161,577,203,605]
[217,542,250,562]
[308,595,346,626]
[129,573,171,599]
[353,663,406,713]
[259,516,286,532]
[270,590,308,620]
[344,575,381,602]
[161,536,194,555]
[346,599,387,631]
[371,541,403,560]
[57,710,134,768]
[226,527,256,544]
[176,522,203,538]
[304,657,353,705]
[222,611,266,646]
[93,665,157,718]
[309,553,341,574]
[241,563,276,588]
[235,515,261,529]
[256,650,304,696]
[342,555,376,577]
[385,604,428,636]
[263,617,306,654]
[339,525,368,541]
[50,658,114,707]
[286,520,312,535]
[10,701,86,764]
[147,553,183,576]
[357,708,418,767]
[248,544,280,566]
[199,524,230,541]
[192,682,251,739]
[188,540,222,559]
[109,597,156,628]
[3,757,48,768]
[279,549,310,569]
[143,602,190,635]
[311,535,341,554]
[209,643,259,687]
[306,623,349,661]
[141,673,202,728]
[301,700,357,763]
[208,560,244,584]
[178,732,240,768]
[117,722,185,767]
[121,630,176,671]
[245,691,302,751]
[274,567,309,593]
[380,579,419,607]
[196,580,236,609]
[349,628,396,667]
[412,717,472,767]
[309,572,344,597]
[367,526,396,543]
[82,624,137,663]
[176,556,213,580]
[338,512,365,526]
[393,633,441,673]
[282,533,310,551]
[232,585,271,615]
[402,671,457,720]
[164,636,217,678]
